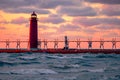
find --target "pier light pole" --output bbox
[29,11,38,50]
[88,38,92,49]
[100,38,104,49]
[64,36,69,50]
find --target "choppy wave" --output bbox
[0,61,16,66]
[0,53,120,80]
[0,61,40,67]
[51,64,80,70]
[0,68,57,75]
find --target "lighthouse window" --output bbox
[32,15,37,18]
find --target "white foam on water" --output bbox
[88,68,105,72]
[46,55,67,59]
[9,68,57,75]
[47,55,84,59]
[33,76,77,80]
[70,64,80,68]
[68,56,84,59]
[19,56,37,60]
[80,68,105,73]
[53,64,80,69]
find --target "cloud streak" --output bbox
[0,26,6,30]
[4,7,50,14]
[39,14,65,24]
[73,17,120,26]
[85,0,120,4]
[11,17,28,24]
[57,6,97,16]
[58,24,81,32]
[100,5,120,16]
[0,0,77,14]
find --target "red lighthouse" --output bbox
[29,11,38,49]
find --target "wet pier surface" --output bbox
[0,49,120,54]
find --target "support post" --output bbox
[44,39,48,49]
[16,39,20,49]
[76,38,80,49]
[112,38,116,49]
[38,39,42,49]
[54,39,58,49]
[6,39,10,49]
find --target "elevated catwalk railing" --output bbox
[0,39,120,49]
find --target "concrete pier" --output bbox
[0,48,120,54]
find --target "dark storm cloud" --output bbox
[39,14,65,24]
[37,0,76,9]
[57,6,97,16]
[85,0,120,4]
[0,0,77,13]
[100,5,120,16]
[11,17,28,24]
[58,24,81,32]
[73,17,120,26]
[4,7,50,14]
[0,0,39,9]
[0,0,50,14]
[0,0,24,9]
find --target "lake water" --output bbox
[0,53,120,80]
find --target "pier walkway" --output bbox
[0,48,120,54]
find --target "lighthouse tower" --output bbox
[29,11,38,49]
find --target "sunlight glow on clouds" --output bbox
[0,0,120,40]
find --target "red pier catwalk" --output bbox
[0,49,120,54]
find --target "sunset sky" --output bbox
[0,0,120,41]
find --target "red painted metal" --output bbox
[29,12,38,49]
[0,49,120,54]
